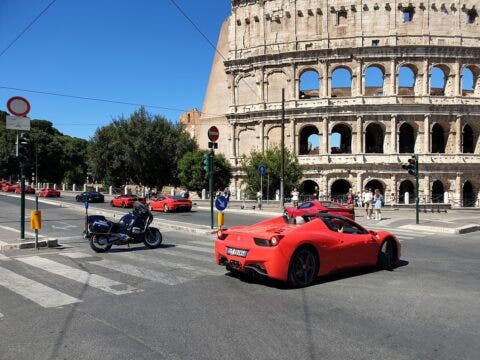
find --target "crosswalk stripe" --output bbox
[0,266,81,308]
[161,249,212,263]
[0,312,3,319]
[0,254,10,261]
[188,240,214,248]
[176,244,213,254]
[17,256,140,295]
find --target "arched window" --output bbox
[365,123,384,153]
[300,180,319,200]
[364,66,384,96]
[462,66,479,96]
[330,124,352,154]
[462,181,475,207]
[267,72,287,102]
[398,66,416,95]
[463,124,474,154]
[399,180,415,204]
[430,66,447,96]
[331,68,352,97]
[399,123,415,153]
[299,126,320,155]
[431,123,446,153]
[365,180,385,194]
[299,70,319,99]
[330,179,351,201]
[431,180,444,203]
[236,76,257,105]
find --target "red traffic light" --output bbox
[408,158,416,165]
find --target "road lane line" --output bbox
[175,244,213,254]
[160,249,212,263]
[0,224,44,238]
[0,253,10,261]
[188,240,214,248]
[0,312,3,320]
[60,252,92,259]
[17,256,140,295]
[0,266,81,308]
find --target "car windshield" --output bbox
[319,216,368,234]
[319,201,343,209]
[170,196,186,201]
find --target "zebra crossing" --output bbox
[0,237,220,317]
[363,225,434,241]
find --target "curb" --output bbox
[399,224,480,234]
[0,238,58,251]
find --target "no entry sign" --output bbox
[7,96,30,117]
[208,126,219,142]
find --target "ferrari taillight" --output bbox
[217,230,228,240]
[269,235,284,246]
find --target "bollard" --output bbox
[73,184,76,192]
[109,186,113,195]
[30,210,41,230]
[217,212,224,228]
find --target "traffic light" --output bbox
[402,155,417,176]
[202,152,210,173]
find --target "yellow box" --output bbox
[217,212,224,227]
[30,210,41,230]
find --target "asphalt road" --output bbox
[0,197,479,359]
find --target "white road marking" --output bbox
[60,252,92,259]
[160,249,212,263]
[0,224,44,238]
[0,312,3,320]
[175,244,213,254]
[0,266,81,308]
[17,256,140,295]
[188,240,214,248]
[0,253,10,261]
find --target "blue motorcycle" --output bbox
[85,202,162,253]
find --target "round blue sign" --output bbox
[258,165,266,175]
[84,201,89,209]
[215,195,228,211]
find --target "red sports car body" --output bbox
[110,194,146,208]
[2,184,18,192]
[285,200,355,220]
[15,186,36,194]
[215,213,400,287]
[149,195,192,212]
[39,188,60,197]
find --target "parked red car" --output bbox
[2,184,18,192]
[39,188,60,197]
[15,186,36,194]
[149,195,192,212]
[215,213,400,287]
[284,200,355,220]
[110,194,146,208]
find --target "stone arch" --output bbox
[463,124,475,154]
[300,180,319,199]
[462,180,476,207]
[331,66,352,97]
[299,69,320,99]
[364,65,385,96]
[236,74,257,105]
[430,64,450,96]
[399,122,416,153]
[462,65,480,96]
[237,127,256,157]
[299,125,320,155]
[365,179,385,195]
[397,64,417,96]
[399,180,415,204]
[431,180,444,203]
[330,179,351,201]
[266,126,281,150]
[266,71,287,103]
[331,123,352,154]
[431,123,446,153]
[365,122,385,153]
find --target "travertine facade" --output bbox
[181,0,480,206]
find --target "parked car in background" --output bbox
[284,200,355,220]
[148,195,192,213]
[39,188,61,197]
[75,191,105,203]
[215,213,400,287]
[110,194,146,208]
[15,186,36,194]
[2,184,18,192]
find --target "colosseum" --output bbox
[181,0,480,207]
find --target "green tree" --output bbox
[178,150,232,194]
[88,108,197,188]
[240,147,302,199]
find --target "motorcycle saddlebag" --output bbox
[91,220,111,234]
[87,215,107,225]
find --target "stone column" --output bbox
[455,115,462,154]
[356,172,363,194]
[424,115,430,153]
[422,60,430,96]
[229,75,236,107]
[390,115,397,154]
[454,61,461,96]
[230,123,236,159]
[259,68,265,103]
[290,118,296,154]
[356,116,363,153]
[259,121,265,152]
[390,59,396,95]
[290,64,296,100]
[356,59,363,96]
[322,117,329,154]
[320,61,328,97]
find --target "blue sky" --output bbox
[0,0,230,139]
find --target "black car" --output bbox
[75,191,105,203]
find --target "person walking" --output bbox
[346,188,354,209]
[363,188,374,219]
[373,189,384,220]
[291,188,299,207]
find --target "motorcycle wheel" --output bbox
[144,228,162,249]
[90,235,112,253]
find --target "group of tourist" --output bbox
[346,188,384,220]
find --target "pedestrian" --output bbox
[374,189,384,220]
[256,190,262,205]
[346,188,354,209]
[224,187,231,201]
[183,190,190,199]
[362,188,374,219]
[356,192,363,207]
[291,188,299,206]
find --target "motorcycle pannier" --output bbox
[91,221,111,234]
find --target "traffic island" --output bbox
[0,238,58,251]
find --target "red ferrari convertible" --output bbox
[15,186,36,194]
[2,184,18,192]
[149,195,192,212]
[284,200,355,220]
[215,213,400,287]
[110,194,146,208]
[39,188,60,197]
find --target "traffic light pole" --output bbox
[20,159,25,240]
[415,154,419,225]
[209,149,214,229]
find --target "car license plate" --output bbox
[227,247,248,258]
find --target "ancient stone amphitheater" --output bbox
[181,0,480,207]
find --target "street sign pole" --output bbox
[209,149,215,229]
[415,154,419,225]
[260,173,263,208]
[20,161,25,240]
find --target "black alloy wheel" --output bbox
[377,240,395,270]
[144,228,163,249]
[287,247,318,288]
